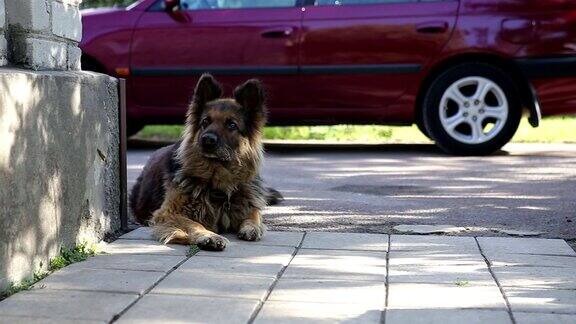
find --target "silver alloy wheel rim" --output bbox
[439,76,508,144]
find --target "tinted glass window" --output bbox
[316,0,416,4]
[180,0,296,10]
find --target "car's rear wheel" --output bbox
[422,63,522,155]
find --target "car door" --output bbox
[299,0,458,119]
[130,0,303,122]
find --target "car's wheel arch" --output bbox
[81,54,108,74]
[415,53,540,129]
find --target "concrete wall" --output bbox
[0,69,120,291]
[5,0,82,70]
[0,0,7,65]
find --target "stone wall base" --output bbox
[0,69,120,291]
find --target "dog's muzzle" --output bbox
[201,133,218,153]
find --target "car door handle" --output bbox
[261,27,294,38]
[416,22,448,34]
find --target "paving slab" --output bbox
[388,283,507,310]
[151,271,275,300]
[177,255,284,278]
[391,235,480,253]
[196,242,295,263]
[254,300,382,324]
[224,231,305,247]
[99,239,189,256]
[117,294,258,324]
[0,316,105,324]
[388,263,495,284]
[385,309,511,324]
[393,224,468,235]
[66,254,186,273]
[302,232,388,251]
[35,268,164,294]
[389,251,486,266]
[477,237,576,257]
[505,287,576,313]
[0,290,137,322]
[282,249,387,281]
[268,279,385,307]
[119,227,155,240]
[489,253,576,268]
[495,229,543,237]
[514,312,576,324]
[492,266,576,289]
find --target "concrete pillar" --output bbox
[5,0,82,70]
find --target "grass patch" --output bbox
[188,245,200,257]
[134,116,576,143]
[1,243,98,300]
[454,280,470,287]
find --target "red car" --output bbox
[81,0,576,155]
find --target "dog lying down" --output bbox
[129,74,282,251]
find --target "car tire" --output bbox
[422,63,522,156]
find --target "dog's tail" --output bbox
[266,187,284,205]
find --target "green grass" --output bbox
[188,245,200,257]
[454,280,470,287]
[1,243,98,300]
[134,116,576,143]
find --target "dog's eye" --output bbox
[226,120,238,131]
[200,118,211,129]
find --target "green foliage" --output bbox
[1,243,98,300]
[49,242,98,271]
[80,0,137,9]
[188,245,200,257]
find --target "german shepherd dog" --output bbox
[130,74,280,251]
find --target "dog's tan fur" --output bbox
[130,74,269,251]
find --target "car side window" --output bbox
[180,0,297,10]
[315,0,417,5]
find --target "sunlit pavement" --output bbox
[1,229,575,323]
[128,143,576,239]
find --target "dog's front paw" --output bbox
[195,233,229,251]
[238,224,263,241]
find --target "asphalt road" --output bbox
[127,143,576,240]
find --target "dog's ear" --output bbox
[193,74,222,107]
[234,79,267,134]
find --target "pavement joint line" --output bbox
[108,249,195,323]
[381,234,391,324]
[475,237,517,324]
[246,232,308,324]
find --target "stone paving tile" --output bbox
[196,242,295,263]
[389,251,486,266]
[66,254,185,273]
[302,232,388,251]
[177,256,283,278]
[388,283,507,310]
[514,312,576,324]
[391,235,480,253]
[117,294,257,324]
[0,315,105,324]
[477,237,576,257]
[151,271,275,300]
[385,309,511,324]
[268,279,385,307]
[224,231,305,247]
[489,253,576,268]
[35,268,164,294]
[254,300,382,324]
[100,239,189,256]
[389,263,495,285]
[505,287,576,313]
[119,227,155,240]
[282,249,387,281]
[0,290,138,322]
[492,266,576,289]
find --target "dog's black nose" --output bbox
[201,133,218,151]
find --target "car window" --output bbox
[315,0,417,5]
[180,0,296,10]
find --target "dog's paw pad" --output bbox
[196,234,228,251]
[238,225,262,241]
